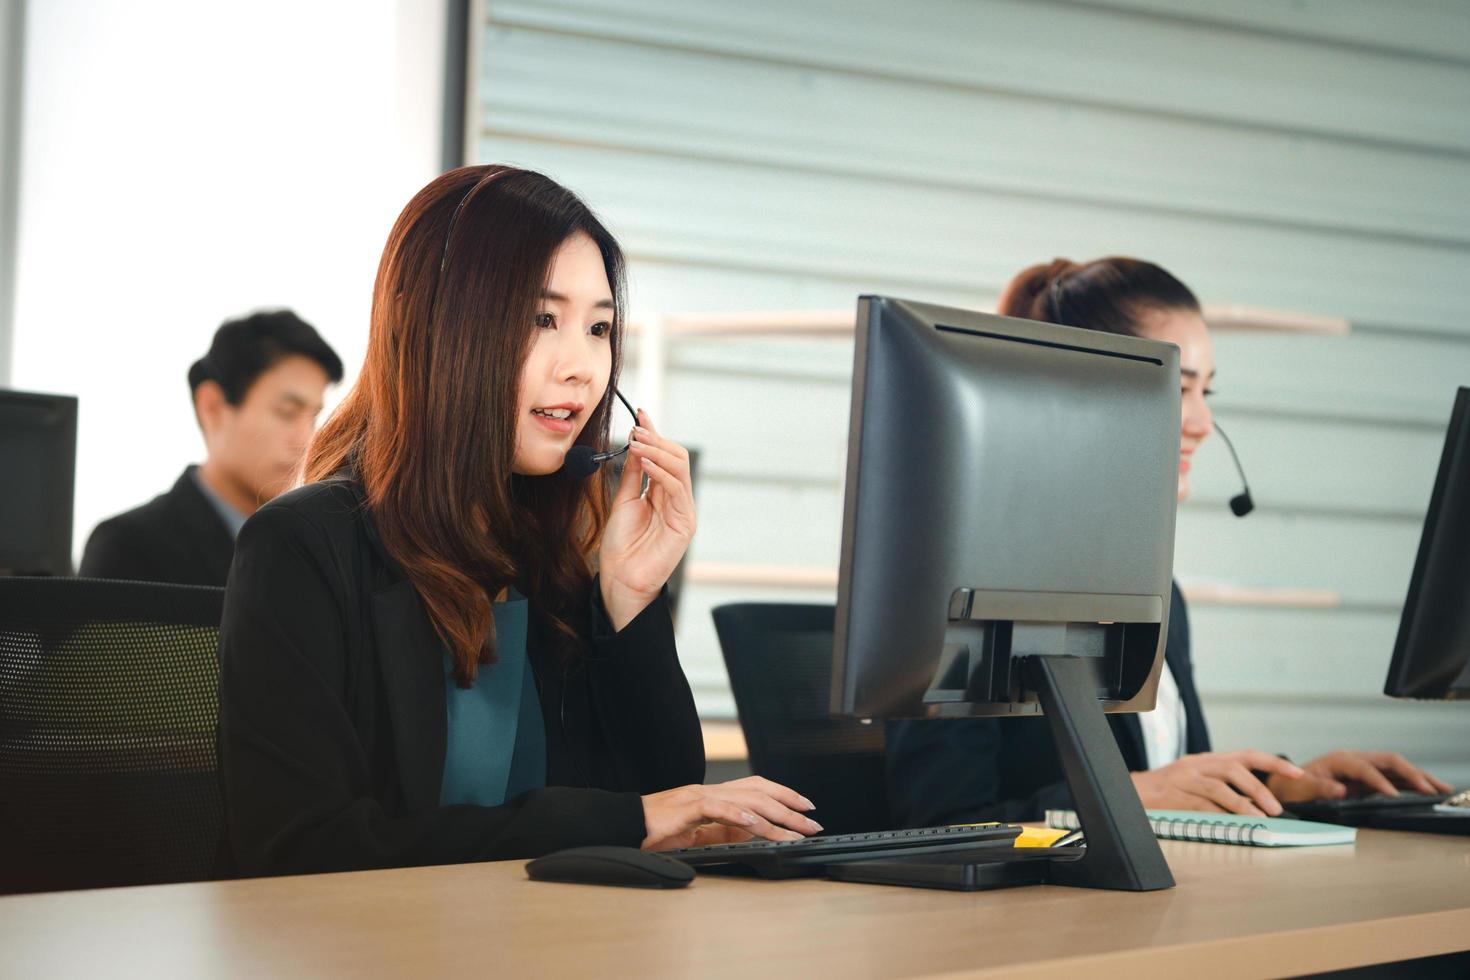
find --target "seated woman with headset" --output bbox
[885,257,1452,826]
[218,166,819,876]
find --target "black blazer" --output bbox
[79,466,236,586]
[217,479,704,877]
[885,583,1210,826]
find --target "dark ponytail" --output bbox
[997,256,1200,337]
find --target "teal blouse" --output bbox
[439,594,547,806]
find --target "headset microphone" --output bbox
[559,387,638,480]
[1211,419,1255,517]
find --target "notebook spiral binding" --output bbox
[1158,815,1260,844]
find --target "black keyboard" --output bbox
[660,823,1021,879]
[1289,792,1447,818]
[1287,792,1470,836]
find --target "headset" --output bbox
[1212,420,1255,517]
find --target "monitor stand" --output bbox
[833,655,1175,892]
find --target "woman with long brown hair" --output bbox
[217,166,819,876]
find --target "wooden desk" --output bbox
[2,830,1467,978]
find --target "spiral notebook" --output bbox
[1045,809,1357,847]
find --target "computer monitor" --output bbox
[830,296,1181,891]
[1385,386,1470,701]
[0,390,78,576]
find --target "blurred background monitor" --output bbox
[830,297,1181,721]
[0,390,77,577]
[1385,386,1470,701]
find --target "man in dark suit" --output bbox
[79,310,343,586]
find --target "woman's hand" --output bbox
[1266,750,1453,804]
[640,776,822,851]
[1130,751,1305,816]
[598,410,697,631]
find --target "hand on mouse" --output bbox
[640,776,822,851]
[1130,750,1304,816]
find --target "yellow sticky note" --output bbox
[1014,826,1069,848]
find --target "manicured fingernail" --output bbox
[741,811,758,826]
[634,426,651,437]
[810,821,824,833]
[799,796,815,811]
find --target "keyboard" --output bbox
[1288,793,1470,836]
[1288,792,1447,818]
[660,823,1021,879]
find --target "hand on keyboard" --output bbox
[1267,749,1453,804]
[662,823,1022,878]
[640,776,822,852]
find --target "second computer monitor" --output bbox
[831,297,1181,720]
[0,389,77,576]
[1384,386,1470,701]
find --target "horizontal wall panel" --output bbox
[480,137,1470,336]
[1082,0,1470,64]
[1173,509,1420,608]
[489,0,1470,153]
[481,26,1470,245]
[687,479,843,569]
[1208,332,1470,430]
[1181,413,1446,519]
[1187,605,1402,697]
[664,369,850,483]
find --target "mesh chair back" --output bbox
[0,577,225,893]
[712,603,891,833]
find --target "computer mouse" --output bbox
[525,846,695,889]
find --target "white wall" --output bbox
[10,0,445,559]
[471,0,1470,783]
[0,0,25,385]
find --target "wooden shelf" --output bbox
[685,561,1341,609]
[628,304,1350,338]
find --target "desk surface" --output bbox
[3,829,1468,979]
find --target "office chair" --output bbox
[712,603,891,834]
[0,577,225,893]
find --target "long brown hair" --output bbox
[998,256,1200,336]
[306,166,626,685]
